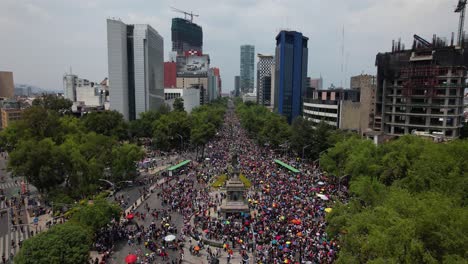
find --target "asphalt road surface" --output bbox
[0,154,32,262]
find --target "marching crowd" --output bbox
[93,103,347,263]
[190,108,347,263]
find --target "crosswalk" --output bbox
[0,182,19,190]
[0,200,7,209]
[0,224,31,260]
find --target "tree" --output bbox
[82,111,128,140]
[328,189,467,263]
[8,138,66,193]
[173,97,185,112]
[290,117,315,157]
[258,114,290,148]
[157,103,171,115]
[153,111,191,150]
[129,110,164,139]
[59,132,115,197]
[32,94,73,114]
[110,143,144,182]
[67,198,121,232]
[324,135,468,263]
[20,105,62,141]
[191,118,215,159]
[14,223,92,264]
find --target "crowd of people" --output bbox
[93,101,348,263]
[188,105,348,263]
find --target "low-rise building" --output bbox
[1,108,23,129]
[164,88,200,113]
[242,92,257,103]
[303,88,360,130]
[0,99,23,129]
[303,75,377,135]
[63,74,108,112]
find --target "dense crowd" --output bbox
[96,102,347,263]
[190,107,348,263]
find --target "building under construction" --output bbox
[171,17,203,55]
[374,32,468,140]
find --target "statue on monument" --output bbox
[230,151,240,179]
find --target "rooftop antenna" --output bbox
[340,25,345,88]
[171,7,199,23]
[455,0,467,46]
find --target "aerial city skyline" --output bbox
[1,0,466,92]
[0,1,467,264]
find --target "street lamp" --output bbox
[176,133,184,151]
[302,144,311,160]
[98,179,115,190]
[316,149,329,169]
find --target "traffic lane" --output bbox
[109,185,148,211]
[110,185,184,262]
[111,174,195,263]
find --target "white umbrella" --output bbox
[317,181,325,186]
[316,194,329,201]
[164,234,176,242]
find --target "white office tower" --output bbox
[107,19,164,120]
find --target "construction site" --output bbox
[373,0,468,140]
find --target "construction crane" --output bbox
[171,7,199,23]
[455,0,467,46]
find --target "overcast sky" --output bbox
[0,0,462,92]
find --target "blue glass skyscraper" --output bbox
[274,31,308,123]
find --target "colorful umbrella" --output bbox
[194,246,200,251]
[126,214,134,220]
[325,208,333,213]
[164,234,176,242]
[125,254,137,263]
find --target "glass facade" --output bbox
[107,19,164,121]
[240,45,255,93]
[274,31,308,123]
[171,18,203,55]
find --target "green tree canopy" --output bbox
[14,223,92,264]
[173,97,185,112]
[67,198,121,232]
[32,94,73,114]
[82,111,128,140]
[9,138,66,193]
[110,143,145,182]
[324,135,468,263]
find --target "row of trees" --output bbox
[0,95,144,199]
[134,98,226,156]
[15,197,120,264]
[322,136,467,263]
[235,100,351,160]
[0,95,227,199]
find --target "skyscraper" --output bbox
[107,19,164,120]
[234,76,240,97]
[171,18,203,55]
[274,31,308,123]
[256,54,275,106]
[240,45,255,93]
